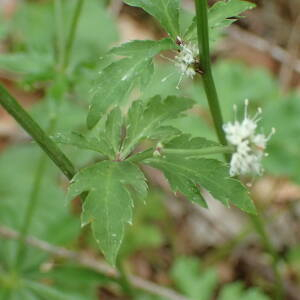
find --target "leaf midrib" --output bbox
[122,107,173,158]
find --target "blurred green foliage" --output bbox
[171,256,270,300]
[0,0,300,299]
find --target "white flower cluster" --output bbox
[174,38,198,80]
[223,99,275,177]
[160,37,199,89]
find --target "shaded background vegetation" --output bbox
[0,0,300,299]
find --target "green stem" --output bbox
[194,1,284,298]
[194,0,227,147]
[54,0,65,71]
[14,154,48,271]
[4,0,86,276]
[13,114,61,271]
[117,258,135,297]
[0,85,76,180]
[204,226,252,266]
[63,0,85,70]
[250,214,284,300]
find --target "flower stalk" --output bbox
[194,0,227,147]
[13,0,87,271]
[194,0,284,299]
[63,0,85,70]
[14,154,48,271]
[0,85,76,180]
[1,0,86,272]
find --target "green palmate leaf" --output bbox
[165,134,219,150]
[87,39,175,129]
[146,156,255,213]
[104,107,123,155]
[67,161,148,265]
[87,58,146,129]
[209,0,255,27]
[148,126,181,141]
[53,132,110,155]
[110,38,175,57]
[123,0,180,39]
[184,0,255,40]
[121,96,194,159]
[55,107,124,160]
[143,135,256,214]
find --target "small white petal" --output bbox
[174,40,199,84]
[223,100,274,177]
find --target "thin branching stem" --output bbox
[54,0,66,71]
[194,1,284,299]
[0,85,76,180]
[0,225,189,300]
[10,0,87,271]
[14,154,48,271]
[2,88,66,271]
[117,258,135,297]
[194,0,227,147]
[64,0,85,70]
[250,213,284,299]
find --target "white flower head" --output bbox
[173,37,199,88]
[160,37,200,89]
[175,40,198,76]
[223,99,275,177]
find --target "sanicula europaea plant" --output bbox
[194,1,283,299]
[223,100,275,176]
[0,0,285,299]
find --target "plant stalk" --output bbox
[14,154,48,271]
[194,0,227,147]
[194,1,284,299]
[63,0,85,70]
[2,0,86,277]
[0,85,76,180]
[117,258,135,297]
[13,107,63,270]
[250,213,284,299]
[54,0,66,71]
